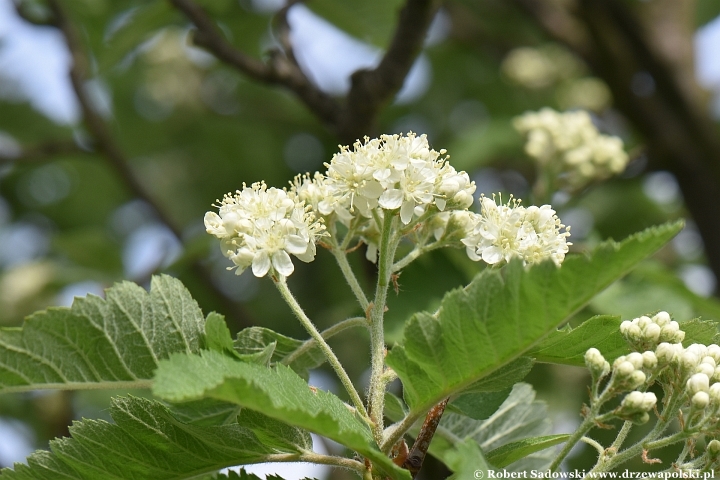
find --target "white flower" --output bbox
[513,108,629,189]
[462,195,571,267]
[324,133,475,226]
[205,182,325,278]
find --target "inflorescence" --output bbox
[205,133,572,278]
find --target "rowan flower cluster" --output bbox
[461,195,571,267]
[205,133,573,276]
[204,182,325,278]
[514,108,628,189]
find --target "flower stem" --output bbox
[331,244,370,310]
[392,240,444,273]
[282,316,367,367]
[274,276,369,422]
[368,212,400,442]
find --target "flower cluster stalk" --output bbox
[273,276,369,423]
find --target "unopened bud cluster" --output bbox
[513,108,628,189]
[620,311,685,350]
[206,133,573,276]
[586,311,720,435]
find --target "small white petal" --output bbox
[400,200,415,224]
[285,234,309,255]
[252,251,271,277]
[379,189,404,209]
[481,246,504,265]
[272,250,295,277]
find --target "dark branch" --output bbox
[169,0,440,144]
[46,0,254,327]
[169,0,341,129]
[341,0,440,142]
[0,140,90,164]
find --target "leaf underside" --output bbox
[0,275,205,394]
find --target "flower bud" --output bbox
[707,344,720,362]
[687,373,710,394]
[653,311,671,326]
[692,391,710,409]
[629,370,646,388]
[709,383,720,403]
[620,320,632,336]
[643,323,661,343]
[626,352,644,370]
[637,316,652,329]
[621,391,644,410]
[641,351,658,370]
[708,439,720,457]
[615,360,635,378]
[655,342,680,364]
[697,363,715,378]
[679,352,700,372]
[585,348,610,377]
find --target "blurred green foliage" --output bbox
[1,0,719,476]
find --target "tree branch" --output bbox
[0,140,90,164]
[46,0,254,327]
[168,0,341,129]
[340,0,440,142]
[169,0,440,143]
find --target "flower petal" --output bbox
[252,251,271,277]
[272,250,295,277]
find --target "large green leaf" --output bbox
[530,315,720,367]
[432,384,556,472]
[386,222,683,413]
[0,275,204,393]
[234,327,325,378]
[153,350,410,480]
[0,396,300,479]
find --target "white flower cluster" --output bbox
[204,182,325,278]
[501,45,582,90]
[513,108,628,189]
[461,195,571,267]
[317,133,476,225]
[206,133,574,275]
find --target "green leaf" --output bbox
[234,327,325,378]
[528,315,624,366]
[387,222,683,413]
[236,409,313,453]
[212,470,318,480]
[153,350,410,480]
[445,437,491,480]
[530,315,720,367]
[0,275,204,393]
[485,435,569,468]
[384,391,408,421]
[447,389,512,421]
[0,396,292,479]
[205,312,238,355]
[461,358,534,393]
[169,398,241,426]
[433,384,555,472]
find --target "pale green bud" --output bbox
[585,348,610,377]
[709,383,720,403]
[643,323,661,343]
[626,352,644,369]
[708,344,720,363]
[614,360,635,377]
[693,391,710,409]
[655,342,680,364]
[687,373,710,394]
[642,351,658,370]
[707,439,720,457]
[697,363,715,378]
[653,311,671,327]
[629,370,646,388]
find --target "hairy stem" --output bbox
[368,212,400,442]
[281,317,367,366]
[331,245,370,310]
[274,276,368,422]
